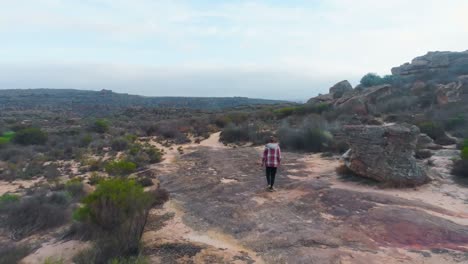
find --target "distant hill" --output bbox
[0,89,288,111]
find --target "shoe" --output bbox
[269,187,276,192]
[266,185,271,190]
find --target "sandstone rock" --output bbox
[342,124,429,186]
[335,84,394,115]
[391,51,468,77]
[417,133,434,148]
[306,93,333,105]
[411,81,427,95]
[329,80,353,99]
[436,82,462,105]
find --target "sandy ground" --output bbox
[20,240,90,264]
[0,178,44,196]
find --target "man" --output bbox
[262,136,281,191]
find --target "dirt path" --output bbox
[144,136,468,263]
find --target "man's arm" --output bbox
[277,147,281,165]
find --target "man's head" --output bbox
[269,136,277,143]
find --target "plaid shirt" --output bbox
[262,144,281,167]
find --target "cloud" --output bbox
[0,0,467,99]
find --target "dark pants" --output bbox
[265,167,277,187]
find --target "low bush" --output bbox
[462,146,468,160]
[88,172,105,185]
[73,179,155,262]
[137,176,154,187]
[91,119,110,134]
[273,103,330,118]
[0,131,15,147]
[0,243,32,264]
[127,144,163,167]
[1,191,71,239]
[418,121,445,140]
[220,123,249,143]
[452,139,468,178]
[0,193,20,204]
[65,179,85,199]
[13,127,48,145]
[105,160,137,176]
[220,123,272,145]
[360,73,400,87]
[150,188,170,207]
[111,137,130,151]
[277,117,333,152]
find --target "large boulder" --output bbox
[342,124,429,186]
[329,80,353,99]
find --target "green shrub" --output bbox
[73,179,154,262]
[92,119,110,134]
[0,193,20,205]
[462,147,468,160]
[0,131,15,147]
[273,103,330,118]
[13,127,48,145]
[360,73,384,87]
[418,121,445,140]
[105,160,137,176]
[126,144,163,168]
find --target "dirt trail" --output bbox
[142,135,468,263]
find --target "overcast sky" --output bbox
[0,0,467,100]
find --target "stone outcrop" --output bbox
[436,82,463,105]
[391,51,468,77]
[329,80,353,99]
[342,124,429,186]
[334,84,394,115]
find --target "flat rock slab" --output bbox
[151,146,468,263]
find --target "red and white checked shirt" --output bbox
[262,143,281,168]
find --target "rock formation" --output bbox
[342,124,429,186]
[329,80,353,99]
[391,50,468,77]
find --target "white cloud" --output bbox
[0,0,467,99]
